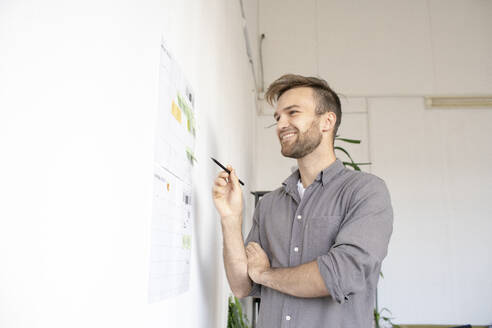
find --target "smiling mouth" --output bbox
[281,132,297,142]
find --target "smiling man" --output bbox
[212,74,393,328]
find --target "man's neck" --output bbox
[297,148,336,188]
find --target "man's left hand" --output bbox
[246,242,270,284]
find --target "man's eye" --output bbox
[289,111,298,115]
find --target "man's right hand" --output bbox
[212,165,243,219]
[212,165,251,298]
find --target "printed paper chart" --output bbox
[148,39,196,302]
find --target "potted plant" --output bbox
[227,295,250,328]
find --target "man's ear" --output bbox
[321,112,336,132]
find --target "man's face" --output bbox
[274,87,323,159]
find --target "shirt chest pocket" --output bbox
[303,215,342,261]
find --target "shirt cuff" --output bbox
[317,255,349,304]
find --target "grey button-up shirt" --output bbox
[245,159,393,328]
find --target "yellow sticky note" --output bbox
[171,101,182,123]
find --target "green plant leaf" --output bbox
[342,161,361,171]
[227,295,249,328]
[334,146,356,164]
[335,137,361,144]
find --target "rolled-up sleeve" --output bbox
[317,176,393,304]
[244,199,263,297]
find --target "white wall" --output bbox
[0,0,257,327]
[254,0,492,325]
[369,98,492,324]
[259,0,492,96]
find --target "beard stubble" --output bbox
[281,117,322,159]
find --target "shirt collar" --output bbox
[282,159,344,194]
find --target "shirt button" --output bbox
[294,247,299,252]
[285,315,291,321]
[297,215,302,220]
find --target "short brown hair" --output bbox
[265,74,342,143]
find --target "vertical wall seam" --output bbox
[426,0,438,94]
[314,0,320,76]
[365,97,372,174]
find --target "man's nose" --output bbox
[276,115,289,130]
